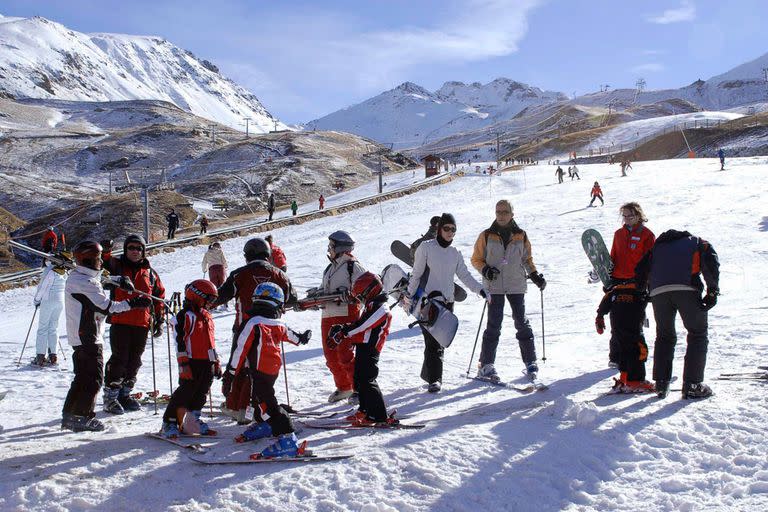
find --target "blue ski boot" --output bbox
[260,433,299,458]
[191,410,217,436]
[235,421,272,443]
[161,420,180,439]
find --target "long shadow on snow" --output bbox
[426,390,694,511]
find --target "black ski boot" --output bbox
[655,381,669,399]
[61,413,105,432]
[682,382,713,399]
[118,386,142,412]
[103,387,125,415]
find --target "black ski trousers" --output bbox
[420,302,453,384]
[105,324,148,390]
[608,292,649,381]
[479,294,536,367]
[354,343,386,421]
[62,344,103,417]
[250,369,294,436]
[163,360,213,423]
[651,290,709,384]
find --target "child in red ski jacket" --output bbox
[327,272,395,425]
[226,282,311,458]
[161,279,220,438]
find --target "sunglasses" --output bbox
[126,245,143,252]
[441,226,457,233]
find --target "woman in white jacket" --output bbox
[406,213,487,393]
[33,261,68,365]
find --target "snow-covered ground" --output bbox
[1,156,768,511]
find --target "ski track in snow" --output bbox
[1,157,768,511]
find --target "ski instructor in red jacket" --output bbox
[101,234,166,414]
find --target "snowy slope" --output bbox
[1,157,768,511]
[306,79,566,149]
[0,14,285,132]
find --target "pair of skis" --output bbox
[717,367,768,381]
[466,370,549,393]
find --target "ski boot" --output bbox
[48,353,58,366]
[161,420,180,439]
[118,386,142,412]
[655,380,670,399]
[347,392,359,406]
[327,389,353,403]
[427,381,442,393]
[345,410,367,423]
[682,382,713,400]
[191,410,217,436]
[526,362,539,378]
[61,413,105,432]
[33,354,47,367]
[235,421,272,443]
[477,363,500,383]
[103,387,125,415]
[260,433,300,458]
[623,380,655,393]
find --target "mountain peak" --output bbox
[393,81,432,96]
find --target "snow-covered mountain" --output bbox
[0,14,286,132]
[306,79,567,149]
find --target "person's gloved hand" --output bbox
[595,315,606,335]
[33,299,41,307]
[222,370,234,396]
[482,265,500,281]
[326,324,347,350]
[127,296,152,309]
[152,317,165,337]
[529,272,547,291]
[479,289,492,304]
[297,330,312,345]
[179,364,192,380]
[213,360,222,379]
[701,289,719,310]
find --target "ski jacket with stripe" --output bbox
[65,266,132,348]
[215,260,296,331]
[172,306,217,363]
[409,239,482,302]
[320,253,367,318]
[471,222,537,295]
[103,254,165,328]
[339,296,392,353]
[610,224,655,281]
[635,230,720,297]
[228,316,301,376]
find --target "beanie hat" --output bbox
[438,213,456,228]
[429,215,441,227]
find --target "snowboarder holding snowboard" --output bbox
[327,272,395,425]
[409,215,441,263]
[470,200,546,382]
[635,230,720,399]
[406,213,486,393]
[62,240,150,432]
[161,279,221,438]
[227,282,311,458]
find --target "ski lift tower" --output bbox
[634,78,646,104]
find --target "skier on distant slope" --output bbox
[405,213,487,393]
[717,148,725,170]
[555,166,565,184]
[470,200,546,383]
[227,282,311,458]
[166,209,179,239]
[589,181,604,206]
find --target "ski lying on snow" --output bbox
[144,432,208,453]
[465,375,548,393]
[303,419,424,430]
[717,372,768,380]
[188,452,353,464]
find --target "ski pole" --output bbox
[465,301,487,375]
[540,289,546,362]
[17,305,39,366]
[280,342,290,409]
[149,314,158,415]
[165,307,174,395]
[57,336,67,362]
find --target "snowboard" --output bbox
[390,240,467,302]
[581,229,613,287]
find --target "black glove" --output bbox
[336,287,351,303]
[127,296,152,309]
[297,329,312,345]
[222,370,234,397]
[326,324,347,350]
[213,360,222,379]
[701,289,718,310]
[152,317,164,337]
[482,265,500,281]
[529,272,547,291]
[595,315,606,335]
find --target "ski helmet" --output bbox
[351,272,383,303]
[252,282,285,308]
[123,233,146,257]
[243,237,271,262]
[185,279,218,308]
[328,230,355,254]
[72,240,103,270]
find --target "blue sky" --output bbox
[2,0,767,123]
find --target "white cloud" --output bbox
[647,0,696,24]
[630,63,665,73]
